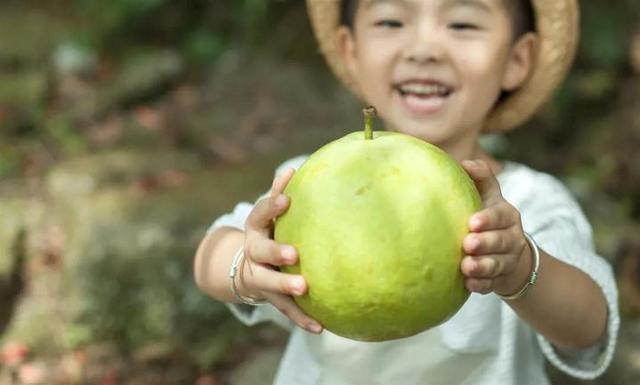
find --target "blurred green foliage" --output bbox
[0,1,314,182]
[1,0,637,175]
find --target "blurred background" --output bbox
[0,0,639,384]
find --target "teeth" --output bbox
[399,83,449,96]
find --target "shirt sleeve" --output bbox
[207,155,309,330]
[521,173,619,379]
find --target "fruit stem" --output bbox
[363,106,375,140]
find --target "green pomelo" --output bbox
[274,129,482,342]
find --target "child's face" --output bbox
[337,0,536,150]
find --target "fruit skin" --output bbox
[274,131,482,342]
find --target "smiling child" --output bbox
[194,1,619,384]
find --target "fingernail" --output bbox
[461,257,474,275]
[281,246,296,262]
[291,277,305,294]
[275,195,288,207]
[308,322,322,333]
[470,217,482,229]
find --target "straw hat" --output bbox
[306,0,579,132]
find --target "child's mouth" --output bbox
[394,81,453,115]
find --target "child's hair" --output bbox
[340,0,536,39]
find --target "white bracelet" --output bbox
[228,246,267,306]
[496,232,540,301]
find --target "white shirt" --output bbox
[209,155,619,385]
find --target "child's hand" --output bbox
[460,160,533,296]
[239,168,323,334]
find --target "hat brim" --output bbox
[306,0,579,133]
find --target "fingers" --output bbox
[246,168,296,235]
[464,230,514,255]
[468,202,520,232]
[271,168,296,197]
[246,238,298,266]
[240,264,324,334]
[268,293,323,334]
[246,194,289,234]
[461,160,502,206]
[242,264,307,297]
[462,256,501,294]
[241,167,323,334]
[461,255,505,278]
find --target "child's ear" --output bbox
[336,26,359,79]
[502,32,539,92]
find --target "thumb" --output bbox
[461,160,502,205]
[271,168,296,197]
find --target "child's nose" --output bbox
[403,23,445,64]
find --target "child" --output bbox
[194,0,619,384]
